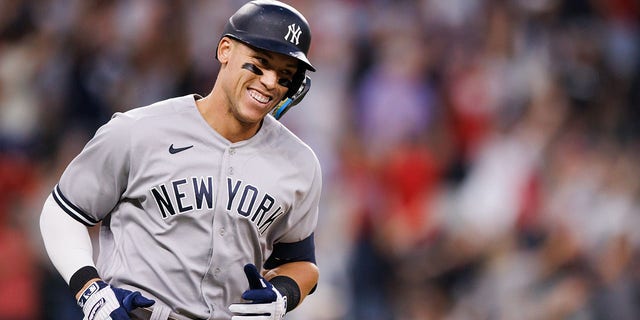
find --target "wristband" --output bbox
[70,265,100,296]
[269,276,300,312]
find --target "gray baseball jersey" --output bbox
[52,94,321,319]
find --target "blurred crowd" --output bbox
[1,0,639,319]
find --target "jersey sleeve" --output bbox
[53,112,134,226]
[268,152,322,265]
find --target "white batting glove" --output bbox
[78,280,155,320]
[229,264,287,320]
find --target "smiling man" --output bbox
[39,1,321,320]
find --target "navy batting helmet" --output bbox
[221,0,315,72]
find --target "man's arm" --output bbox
[40,194,154,320]
[263,261,319,307]
[40,193,96,285]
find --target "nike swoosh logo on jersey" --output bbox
[169,144,193,154]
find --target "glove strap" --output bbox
[77,280,107,308]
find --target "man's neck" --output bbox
[195,94,261,143]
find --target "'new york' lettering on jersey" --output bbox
[150,176,286,234]
[226,177,286,235]
[150,176,215,218]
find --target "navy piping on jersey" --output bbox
[264,233,316,269]
[52,184,99,227]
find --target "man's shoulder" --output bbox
[263,116,308,147]
[263,116,320,166]
[121,94,198,119]
[99,95,199,135]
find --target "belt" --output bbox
[130,305,185,320]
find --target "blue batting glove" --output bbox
[78,280,155,320]
[229,264,287,320]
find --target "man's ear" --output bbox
[217,37,233,63]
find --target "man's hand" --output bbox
[78,280,155,320]
[229,264,287,320]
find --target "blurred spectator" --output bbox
[0,154,40,319]
[0,0,639,319]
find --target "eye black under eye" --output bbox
[278,78,292,87]
[243,62,292,87]
[242,63,263,75]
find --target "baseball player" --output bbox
[39,1,321,319]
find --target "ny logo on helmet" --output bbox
[285,24,302,45]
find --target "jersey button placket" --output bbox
[227,148,235,176]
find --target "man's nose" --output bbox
[259,69,279,89]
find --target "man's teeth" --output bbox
[249,90,271,103]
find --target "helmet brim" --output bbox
[227,33,316,72]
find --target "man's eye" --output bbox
[278,78,292,87]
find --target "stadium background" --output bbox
[0,0,638,319]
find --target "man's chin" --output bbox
[236,108,269,126]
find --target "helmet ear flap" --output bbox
[287,70,307,99]
[272,73,311,120]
